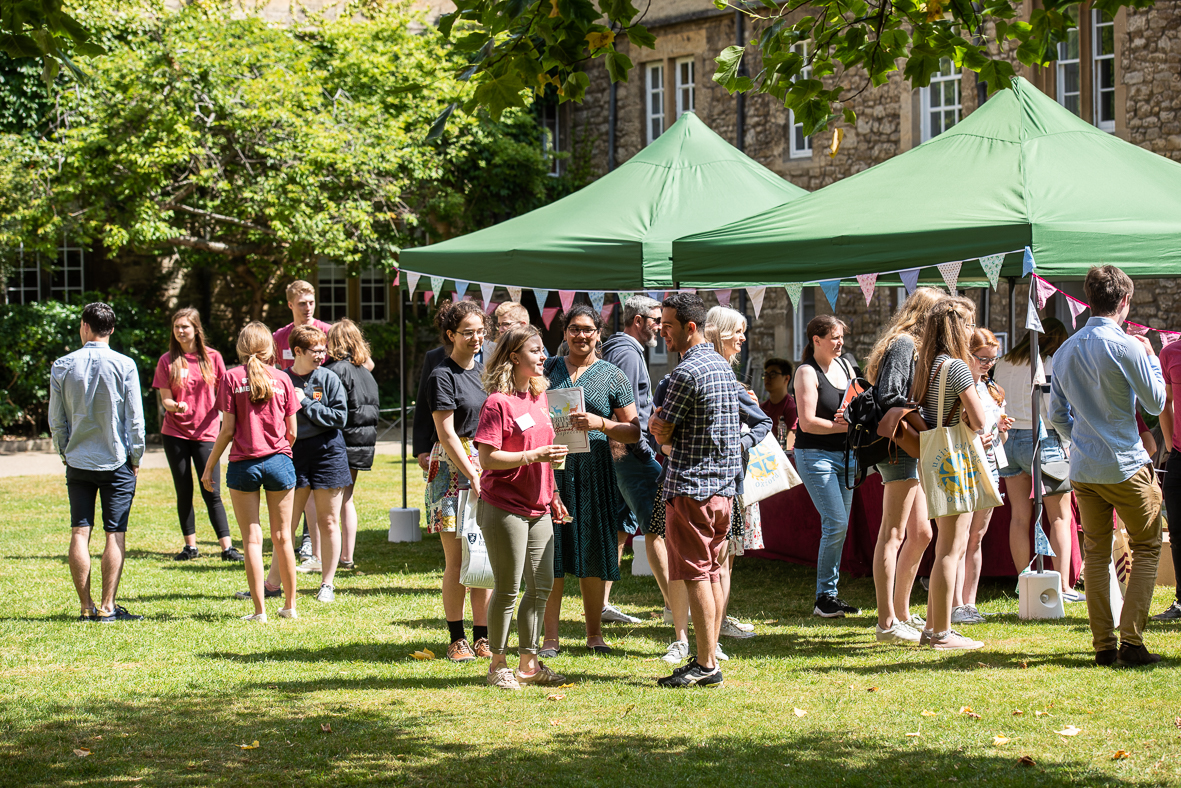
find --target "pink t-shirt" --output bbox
[474,390,556,518]
[152,350,227,442]
[216,365,301,462]
[1161,341,1181,450]
[273,319,332,370]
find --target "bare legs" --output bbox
[1008,473,1073,591]
[926,513,973,633]
[339,469,359,564]
[872,479,931,628]
[686,578,724,670]
[230,488,296,614]
[541,576,613,649]
[955,508,994,608]
[441,530,490,632]
[69,528,127,614]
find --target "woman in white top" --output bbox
[990,318,1079,601]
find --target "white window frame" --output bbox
[50,238,84,301]
[920,58,962,142]
[788,42,813,159]
[675,56,695,118]
[792,287,816,361]
[646,62,665,145]
[359,266,387,323]
[1092,9,1116,132]
[541,101,561,176]
[5,244,41,305]
[1056,28,1081,117]
[317,261,349,323]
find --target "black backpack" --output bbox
[843,378,893,489]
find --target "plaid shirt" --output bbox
[661,342,742,500]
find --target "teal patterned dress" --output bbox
[544,357,635,580]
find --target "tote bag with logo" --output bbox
[743,431,803,504]
[457,490,495,589]
[919,362,1004,518]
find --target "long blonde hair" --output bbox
[911,296,977,405]
[864,287,945,383]
[327,319,372,366]
[483,325,549,397]
[236,322,276,403]
[704,305,747,365]
[168,307,216,387]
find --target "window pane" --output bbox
[1064,94,1080,115]
[1064,62,1079,95]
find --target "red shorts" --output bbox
[664,495,732,583]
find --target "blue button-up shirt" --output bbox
[49,342,146,471]
[1049,316,1165,485]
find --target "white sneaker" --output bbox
[241,612,267,623]
[875,621,921,644]
[662,640,689,664]
[719,617,756,639]
[905,614,927,631]
[296,557,322,574]
[316,583,335,603]
[930,629,984,650]
[662,607,692,625]
[277,607,298,619]
[726,614,755,632]
[601,604,642,624]
[950,605,981,625]
[1062,589,1086,603]
[714,642,730,661]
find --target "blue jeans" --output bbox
[796,447,855,598]
[614,449,663,535]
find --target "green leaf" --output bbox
[712,45,746,93]
[474,71,529,119]
[625,24,656,50]
[605,50,632,83]
[437,12,458,38]
[0,34,43,59]
[842,107,856,125]
[978,57,1016,93]
[560,71,590,103]
[425,103,457,141]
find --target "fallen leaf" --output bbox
[411,651,435,660]
[423,648,435,659]
[959,706,982,719]
[558,683,576,689]
[1035,711,1052,717]
[1175,717,1181,729]
[73,748,91,757]
[622,703,636,717]
[794,708,807,718]
[763,619,776,624]
[547,694,566,701]
[1012,710,1024,716]
[549,720,563,726]
[1056,726,1082,737]
[239,740,260,750]
[92,735,102,740]
[867,686,879,692]
[1017,755,1036,767]
[921,710,939,717]
[1019,660,1029,669]
[993,736,1011,745]
[1113,750,1129,760]
[976,662,989,668]
[320,723,331,733]
[905,731,921,737]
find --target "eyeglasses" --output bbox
[458,329,486,340]
[567,327,599,337]
[971,353,997,366]
[644,316,661,324]
[762,371,783,379]
[497,322,523,331]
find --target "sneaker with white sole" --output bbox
[241,612,268,623]
[487,667,520,690]
[663,607,692,625]
[316,583,335,603]
[601,604,642,624]
[277,607,298,619]
[720,617,756,639]
[919,628,934,646]
[662,640,690,664]
[515,661,566,686]
[1152,600,1181,621]
[1062,589,1086,603]
[657,660,723,688]
[876,621,921,644]
[296,556,322,574]
[930,629,984,650]
[950,605,984,625]
[714,642,729,661]
[906,614,927,631]
[814,594,846,618]
[726,615,755,633]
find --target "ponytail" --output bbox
[235,322,277,403]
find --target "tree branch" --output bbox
[171,204,275,235]
[168,236,265,256]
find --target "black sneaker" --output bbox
[235,586,282,600]
[1151,601,1181,621]
[97,604,143,623]
[814,594,846,618]
[657,661,723,688]
[833,597,861,615]
[77,606,99,622]
[1116,643,1162,667]
[174,545,199,561]
[221,546,245,562]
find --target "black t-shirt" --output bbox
[426,358,487,439]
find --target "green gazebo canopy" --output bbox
[398,112,806,292]
[672,78,1181,288]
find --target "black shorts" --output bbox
[292,430,353,490]
[66,462,137,532]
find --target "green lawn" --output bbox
[3,457,1181,786]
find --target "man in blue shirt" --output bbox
[49,303,146,624]
[1050,265,1165,667]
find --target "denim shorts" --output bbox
[874,455,919,484]
[999,426,1066,478]
[226,452,297,492]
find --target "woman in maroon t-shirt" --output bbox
[474,325,570,691]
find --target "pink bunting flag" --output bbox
[679,288,697,294]
[558,290,576,313]
[856,273,877,307]
[1125,322,1151,337]
[1033,275,1057,310]
[450,292,473,303]
[937,261,962,293]
[392,270,400,287]
[1066,296,1088,329]
[715,289,732,307]
[423,291,433,305]
[1160,331,1181,347]
[484,301,500,316]
[542,307,561,330]
[600,303,616,323]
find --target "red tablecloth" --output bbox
[747,472,1082,586]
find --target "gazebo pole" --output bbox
[1008,277,1016,342]
[1030,327,1045,573]
[399,282,408,509]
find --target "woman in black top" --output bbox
[426,300,492,663]
[793,315,859,619]
[324,319,380,571]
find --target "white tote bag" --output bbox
[457,490,495,589]
[743,431,803,504]
[919,362,1004,518]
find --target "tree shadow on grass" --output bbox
[0,696,1155,788]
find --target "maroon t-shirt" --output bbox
[152,350,227,442]
[273,319,332,371]
[761,394,798,442]
[474,391,556,518]
[216,365,301,462]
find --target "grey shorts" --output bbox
[874,455,919,484]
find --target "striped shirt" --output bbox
[921,354,976,428]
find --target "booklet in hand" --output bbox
[546,387,590,454]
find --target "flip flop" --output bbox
[538,642,561,658]
[587,644,613,655]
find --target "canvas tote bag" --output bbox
[743,431,803,504]
[457,489,495,589]
[919,361,1004,518]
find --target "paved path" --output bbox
[0,442,407,478]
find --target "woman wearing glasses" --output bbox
[540,304,641,655]
[991,318,1079,602]
[951,328,1013,624]
[426,300,493,662]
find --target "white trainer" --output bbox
[726,615,756,632]
[875,621,921,644]
[720,617,756,639]
[662,640,689,664]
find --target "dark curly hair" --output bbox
[434,299,488,344]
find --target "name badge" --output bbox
[283,349,294,360]
[515,412,536,431]
[179,368,188,378]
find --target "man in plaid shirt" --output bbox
[649,293,741,687]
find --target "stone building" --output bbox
[564,0,1181,390]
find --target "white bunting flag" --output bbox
[746,286,766,319]
[786,282,803,312]
[533,288,549,310]
[588,291,605,314]
[1025,293,1044,333]
[406,272,421,296]
[938,261,962,293]
[979,254,1004,291]
[715,289,732,307]
[507,286,522,303]
[899,268,921,295]
[856,273,877,307]
[1066,296,1088,329]
[479,283,495,311]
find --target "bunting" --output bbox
[1125,322,1151,337]
[937,261,962,293]
[715,289,732,307]
[429,276,444,302]
[1066,296,1088,329]
[979,254,1004,290]
[541,307,561,329]
[785,282,803,312]
[479,283,495,311]
[1161,332,1181,347]
[533,288,550,310]
[454,280,470,298]
[588,291,605,314]
[423,290,433,305]
[820,280,841,310]
[1023,246,1037,276]
[647,290,663,302]
[558,290,576,313]
[600,303,616,323]
[1032,275,1057,310]
[899,268,921,295]
[484,301,500,316]
[507,286,522,303]
[746,286,766,319]
[617,292,634,304]
[856,274,877,307]
[1025,293,1043,333]
[406,272,422,296]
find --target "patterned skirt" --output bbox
[425,438,480,534]
[647,481,758,551]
